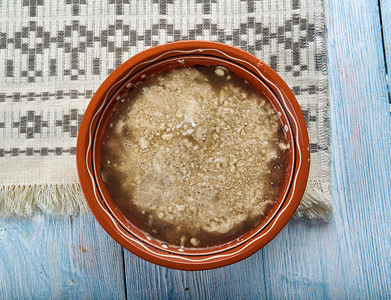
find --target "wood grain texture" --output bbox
[262,0,391,298]
[123,251,266,299]
[381,0,391,96]
[0,214,125,299]
[2,0,391,298]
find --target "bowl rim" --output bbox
[76,40,310,270]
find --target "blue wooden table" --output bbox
[1,0,391,298]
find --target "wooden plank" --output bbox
[380,0,391,97]
[0,214,126,299]
[262,0,391,298]
[123,250,266,299]
[262,220,335,299]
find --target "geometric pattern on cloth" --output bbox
[0,0,331,219]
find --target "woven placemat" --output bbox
[0,0,332,220]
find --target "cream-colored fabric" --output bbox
[0,0,331,220]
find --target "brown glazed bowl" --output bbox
[76,41,310,270]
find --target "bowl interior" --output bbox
[91,55,296,255]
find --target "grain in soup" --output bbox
[101,66,289,248]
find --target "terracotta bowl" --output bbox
[76,41,310,270]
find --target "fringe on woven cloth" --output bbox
[0,181,332,220]
[294,180,332,222]
[0,184,89,217]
